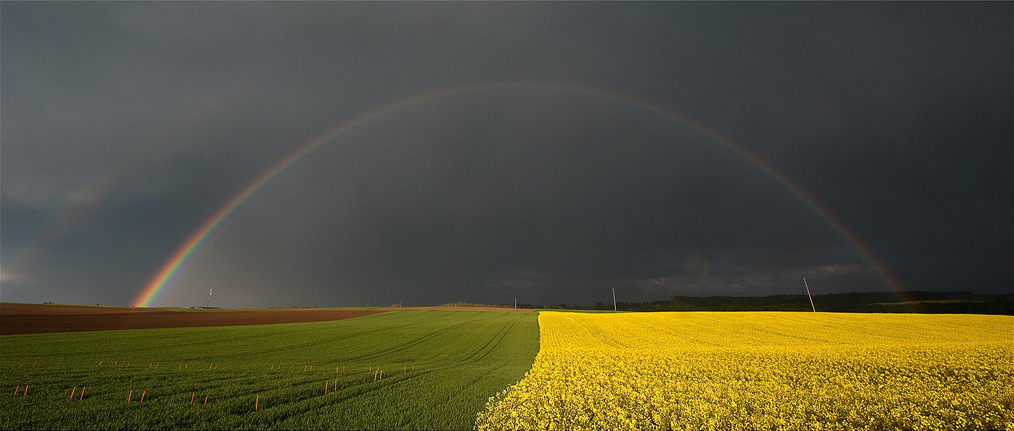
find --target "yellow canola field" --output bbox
[475,312,1014,431]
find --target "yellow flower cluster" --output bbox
[476,312,1014,431]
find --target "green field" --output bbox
[0,310,539,430]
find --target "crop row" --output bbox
[0,310,539,430]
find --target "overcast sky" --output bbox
[2,2,1011,308]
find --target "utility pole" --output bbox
[514,298,517,309]
[803,277,816,312]
[612,288,617,311]
[206,287,213,308]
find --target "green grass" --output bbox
[0,310,539,430]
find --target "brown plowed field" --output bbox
[403,306,535,312]
[0,303,388,335]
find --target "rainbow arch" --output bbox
[3,67,271,284]
[132,81,903,307]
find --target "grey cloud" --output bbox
[2,2,1009,307]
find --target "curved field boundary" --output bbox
[0,303,389,335]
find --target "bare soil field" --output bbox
[404,306,535,312]
[0,303,388,335]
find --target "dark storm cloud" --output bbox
[2,2,1010,308]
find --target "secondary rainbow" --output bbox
[4,68,270,284]
[133,81,904,307]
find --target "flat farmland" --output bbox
[5,307,1011,430]
[478,312,1014,431]
[0,309,539,430]
[0,303,390,335]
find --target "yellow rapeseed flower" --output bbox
[475,312,1014,431]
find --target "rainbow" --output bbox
[3,68,270,284]
[133,81,904,307]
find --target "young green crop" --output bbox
[0,310,538,430]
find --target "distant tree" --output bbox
[558,303,568,309]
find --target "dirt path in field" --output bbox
[0,303,389,335]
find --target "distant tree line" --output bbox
[557,291,1012,315]
[441,302,535,309]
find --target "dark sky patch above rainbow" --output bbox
[2,2,1011,308]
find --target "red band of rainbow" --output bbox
[133,81,903,307]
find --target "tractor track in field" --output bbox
[464,320,515,363]
[340,320,476,363]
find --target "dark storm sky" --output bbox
[2,2,1011,308]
